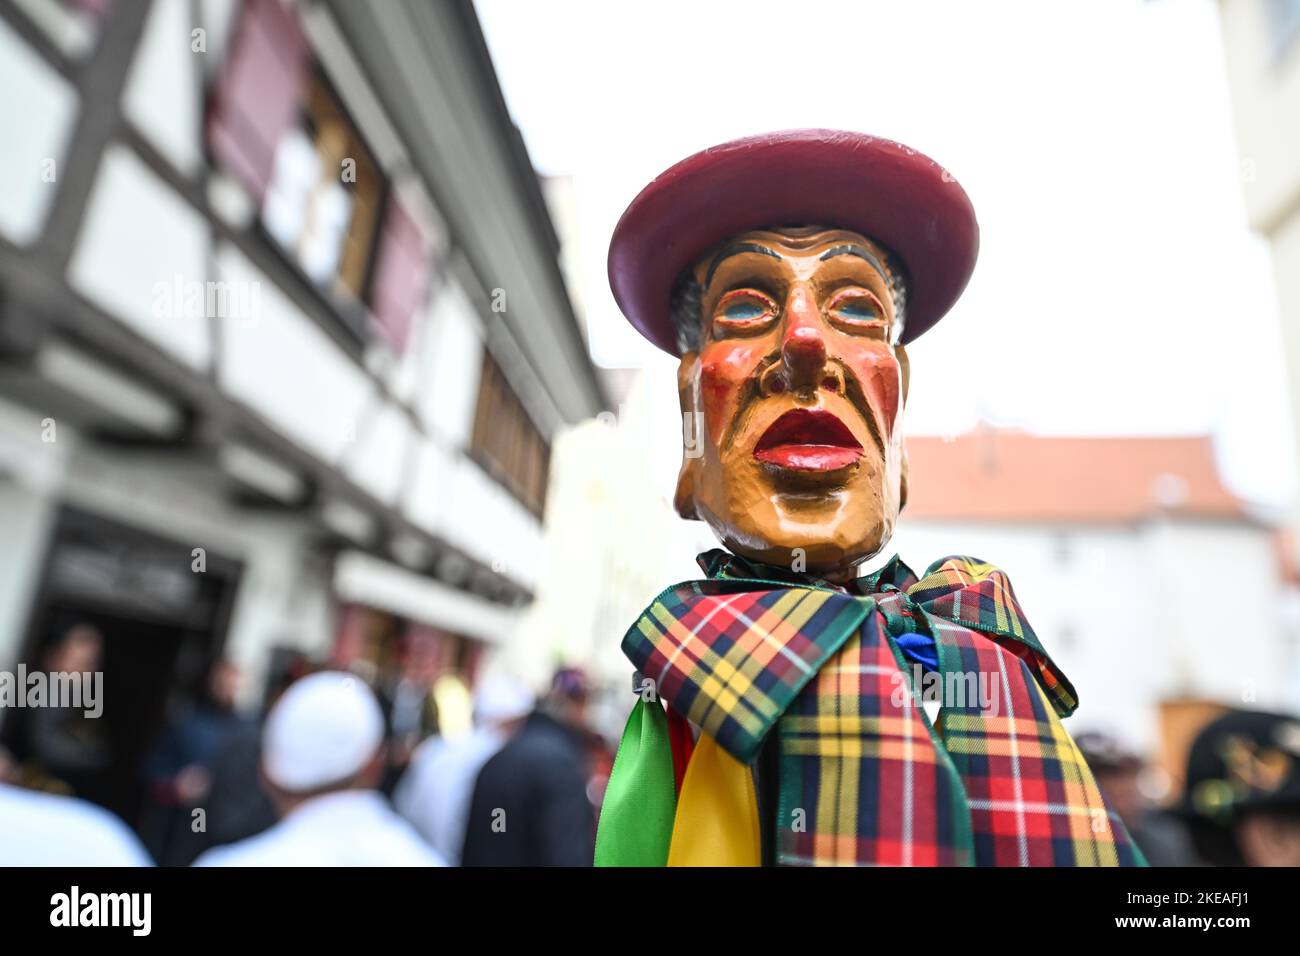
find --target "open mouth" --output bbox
[753,408,863,472]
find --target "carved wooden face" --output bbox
[674,226,910,575]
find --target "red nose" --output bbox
[782,324,827,383]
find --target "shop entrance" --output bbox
[0,507,242,827]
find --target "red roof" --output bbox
[903,428,1248,523]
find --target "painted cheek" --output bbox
[699,342,762,446]
[844,348,902,440]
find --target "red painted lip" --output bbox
[754,409,863,472]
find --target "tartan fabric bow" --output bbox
[601,549,1144,866]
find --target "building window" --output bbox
[261,68,385,325]
[206,0,434,351]
[367,192,434,353]
[471,352,550,517]
[206,0,311,206]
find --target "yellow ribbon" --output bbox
[666,732,762,867]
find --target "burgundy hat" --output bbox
[607,129,979,356]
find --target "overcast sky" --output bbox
[475,0,1295,510]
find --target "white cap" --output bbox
[472,674,534,727]
[262,671,384,792]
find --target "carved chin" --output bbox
[685,438,902,573]
[697,498,897,573]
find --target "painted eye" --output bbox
[723,300,768,321]
[713,289,777,333]
[828,289,887,334]
[835,300,878,320]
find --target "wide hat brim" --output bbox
[607,129,979,356]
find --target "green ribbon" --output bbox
[594,696,677,866]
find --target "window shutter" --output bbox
[368,195,431,352]
[205,0,309,202]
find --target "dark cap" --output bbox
[1074,731,1143,773]
[1180,708,1300,824]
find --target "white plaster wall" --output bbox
[387,302,427,405]
[1140,518,1287,707]
[443,454,540,585]
[1217,0,1300,231]
[889,517,1288,752]
[0,392,72,670]
[404,435,452,536]
[1269,209,1300,531]
[0,477,57,672]
[0,16,79,245]
[342,400,414,506]
[68,146,213,369]
[197,0,242,81]
[1218,1,1300,587]
[9,0,97,59]
[122,0,204,176]
[888,521,1156,747]
[416,278,484,448]
[215,241,376,466]
[404,438,541,588]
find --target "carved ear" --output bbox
[896,343,911,405]
[675,354,702,521]
[896,343,910,513]
[674,462,699,521]
[899,444,909,513]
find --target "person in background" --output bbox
[1075,731,1195,866]
[381,673,438,795]
[22,623,110,797]
[196,665,304,855]
[0,745,151,866]
[143,659,252,865]
[193,671,444,866]
[1178,708,1300,867]
[394,673,534,864]
[460,668,595,867]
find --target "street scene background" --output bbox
[1,0,1299,867]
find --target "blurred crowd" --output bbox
[0,624,610,867]
[1074,714,1300,867]
[2,624,1299,867]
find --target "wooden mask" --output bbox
[673,226,910,578]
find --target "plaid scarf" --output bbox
[602,548,1144,866]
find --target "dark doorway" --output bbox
[0,507,242,828]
